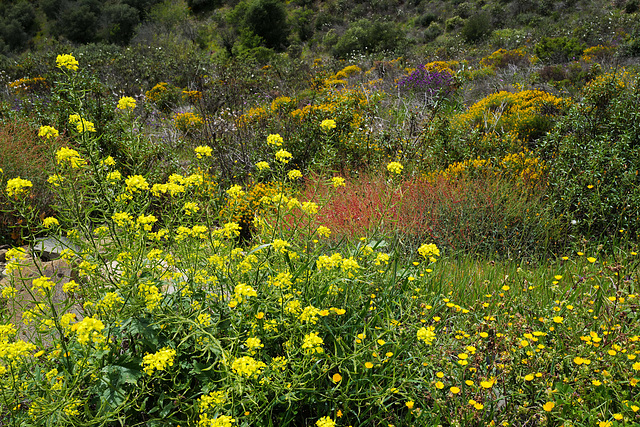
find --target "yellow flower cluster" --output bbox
[56,147,86,168]
[288,169,302,180]
[231,356,266,378]
[320,119,337,131]
[454,90,568,142]
[125,175,149,193]
[417,326,436,345]
[43,217,59,228]
[330,177,346,187]
[302,332,324,354]
[174,112,203,133]
[270,96,293,112]
[69,114,96,133]
[315,416,336,427]
[142,347,177,375]
[5,177,33,197]
[199,414,236,427]
[73,316,105,345]
[317,226,331,238]
[139,282,163,310]
[386,161,403,174]
[0,339,36,362]
[275,149,293,164]
[8,76,48,94]
[56,54,78,71]
[256,161,270,171]
[195,145,213,159]
[31,276,55,297]
[316,253,344,270]
[117,96,136,110]
[418,243,440,260]
[38,125,59,139]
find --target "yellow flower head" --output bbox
[38,125,59,139]
[195,145,213,159]
[320,119,337,131]
[6,177,33,197]
[56,54,79,71]
[141,347,177,375]
[288,169,302,180]
[317,226,331,238]
[387,161,403,174]
[275,149,293,164]
[256,161,270,171]
[56,147,86,168]
[316,416,336,427]
[331,176,346,187]
[418,243,440,259]
[43,217,60,228]
[117,96,137,110]
[125,175,149,193]
[267,134,284,146]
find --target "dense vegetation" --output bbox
[1,0,640,426]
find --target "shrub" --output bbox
[396,65,457,100]
[234,0,290,51]
[145,82,182,113]
[480,48,531,69]
[540,70,640,238]
[452,89,569,148]
[445,15,465,32]
[101,3,141,45]
[461,12,491,43]
[424,22,443,42]
[534,36,586,63]
[331,19,406,59]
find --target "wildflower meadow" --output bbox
[1,49,639,427]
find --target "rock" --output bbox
[0,256,82,342]
[32,236,79,261]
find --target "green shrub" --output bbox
[424,22,443,42]
[416,12,438,27]
[540,70,640,238]
[233,0,290,51]
[534,36,586,63]
[330,19,406,58]
[461,12,491,43]
[101,3,141,45]
[444,15,465,31]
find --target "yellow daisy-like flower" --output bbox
[542,402,555,412]
[56,54,79,71]
[332,373,342,383]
